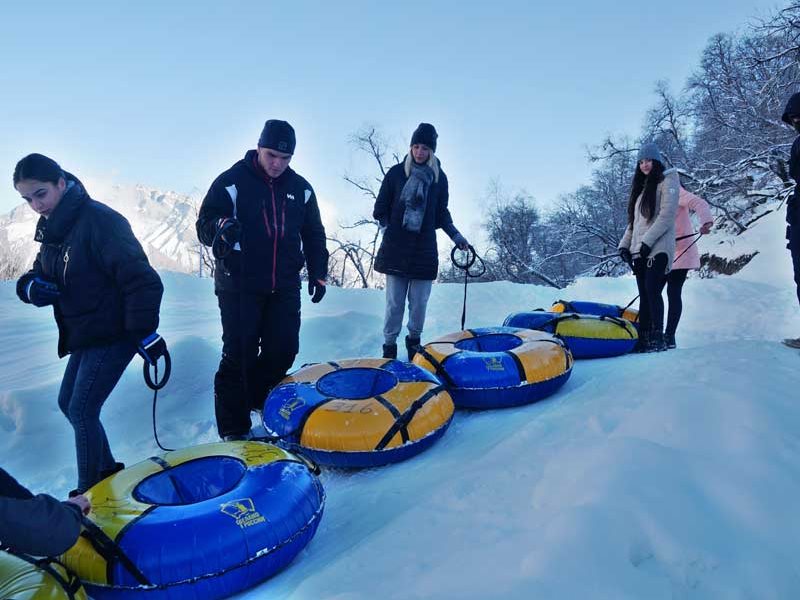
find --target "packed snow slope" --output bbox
[1,208,799,599]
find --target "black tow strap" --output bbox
[1,546,83,600]
[374,385,446,451]
[450,245,486,330]
[143,352,174,452]
[79,516,151,587]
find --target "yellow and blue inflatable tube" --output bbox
[413,326,573,409]
[61,442,324,600]
[261,358,454,468]
[0,551,87,600]
[504,310,638,358]
[550,299,639,326]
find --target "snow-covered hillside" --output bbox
[1,208,799,599]
[0,180,203,276]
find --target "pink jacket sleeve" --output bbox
[684,189,713,226]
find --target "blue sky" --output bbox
[0,0,780,236]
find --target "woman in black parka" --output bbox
[373,123,468,361]
[14,154,165,494]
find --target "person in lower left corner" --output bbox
[14,154,166,495]
[0,467,89,556]
[781,92,800,349]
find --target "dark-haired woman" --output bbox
[14,153,166,494]
[618,143,679,352]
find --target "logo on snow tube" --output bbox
[220,498,267,528]
[483,357,506,372]
[279,397,305,419]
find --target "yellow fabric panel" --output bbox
[300,398,396,452]
[412,342,461,373]
[555,317,637,340]
[622,308,639,323]
[510,341,571,383]
[164,441,294,469]
[83,460,163,542]
[381,383,454,446]
[283,363,336,384]
[0,552,86,600]
[62,535,107,588]
[550,303,567,313]
[404,390,454,442]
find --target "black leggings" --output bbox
[633,253,668,334]
[665,268,689,336]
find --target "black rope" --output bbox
[450,244,486,330]
[79,516,151,587]
[143,351,173,452]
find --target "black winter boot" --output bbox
[100,462,125,479]
[382,343,397,359]
[405,336,421,362]
[664,333,676,349]
[632,330,650,353]
[648,331,667,352]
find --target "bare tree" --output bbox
[334,125,403,288]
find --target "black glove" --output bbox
[452,232,469,251]
[639,243,652,259]
[308,280,326,303]
[217,218,242,245]
[25,277,60,307]
[137,332,168,366]
[619,248,633,267]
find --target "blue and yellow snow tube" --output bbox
[0,551,87,600]
[61,442,324,600]
[503,311,638,358]
[413,327,573,409]
[261,358,454,468]
[550,299,639,325]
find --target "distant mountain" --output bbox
[0,181,206,279]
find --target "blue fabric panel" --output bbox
[451,370,572,409]
[134,457,246,505]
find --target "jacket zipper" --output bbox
[270,181,278,290]
[62,246,70,287]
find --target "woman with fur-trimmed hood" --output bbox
[618,143,679,352]
[373,123,469,361]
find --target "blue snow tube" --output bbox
[62,442,324,600]
[413,327,573,409]
[261,359,455,469]
[550,299,639,326]
[504,311,638,358]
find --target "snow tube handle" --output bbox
[143,349,171,391]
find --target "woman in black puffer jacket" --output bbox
[373,123,469,361]
[14,154,165,494]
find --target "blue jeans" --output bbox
[58,340,136,492]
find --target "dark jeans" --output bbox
[58,340,135,492]
[665,268,689,336]
[214,287,301,438]
[633,253,669,335]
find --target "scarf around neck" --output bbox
[400,160,434,233]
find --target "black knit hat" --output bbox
[258,119,296,154]
[410,123,437,152]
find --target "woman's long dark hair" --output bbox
[627,159,665,223]
[13,153,65,186]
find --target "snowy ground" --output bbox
[2,208,800,599]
